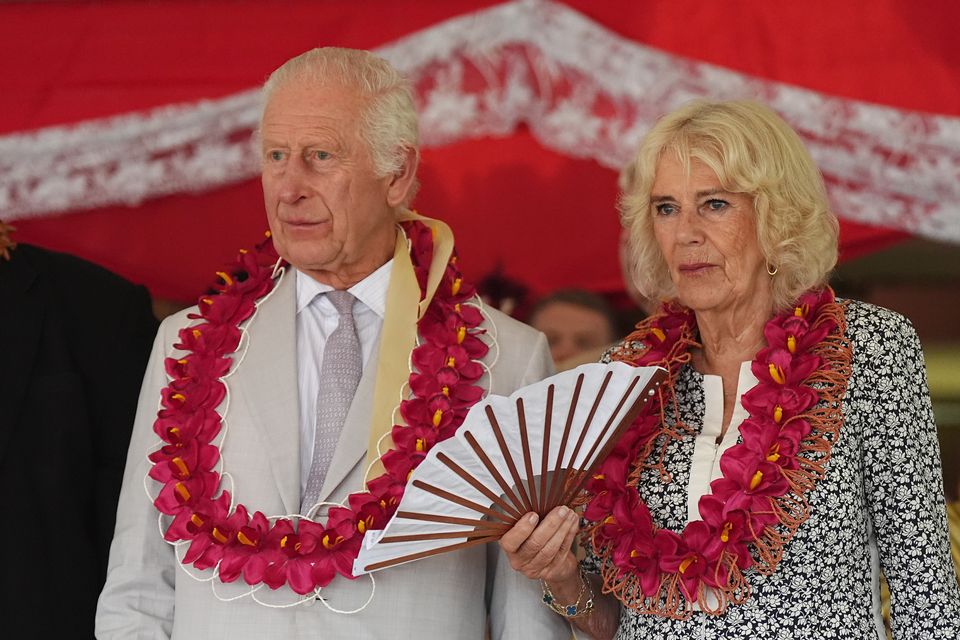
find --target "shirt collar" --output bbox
[295,259,393,319]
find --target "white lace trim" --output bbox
[2,0,958,241]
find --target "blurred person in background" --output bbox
[528,288,618,370]
[477,264,531,318]
[499,100,960,639]
[0,220,157,639]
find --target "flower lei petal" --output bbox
[583,288,852,618]
[147,220,489,594]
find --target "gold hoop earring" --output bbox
[767,263,779,276]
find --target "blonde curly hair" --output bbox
[620,100,839,311]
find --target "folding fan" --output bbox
[353,361,667,575]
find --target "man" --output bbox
[0,224,157,639]
[96,48,570,638]
[528,289,619,369]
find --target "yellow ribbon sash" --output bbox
[362,210,455,483]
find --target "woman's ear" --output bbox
[386,146,420,208]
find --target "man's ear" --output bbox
[385,146,420,208]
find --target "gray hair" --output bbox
[262,47,419,182]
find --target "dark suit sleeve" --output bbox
[85,284,159,575]
[45,249,159,581]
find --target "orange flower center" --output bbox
[720,521,734,543]
[322,534,344,550]
[358,515,374,534]
[174,482,191,502]
[766,443,781,463]
[768,363,786,385]
[172,457,190,478]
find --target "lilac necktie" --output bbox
[301,290,362,513]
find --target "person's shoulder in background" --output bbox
[0,241,159,637]
[11,243,155,318]
[482,304,556,386]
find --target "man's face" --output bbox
[260,81,398,285]
[530,301,615,365]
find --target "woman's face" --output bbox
[650,154,769,315]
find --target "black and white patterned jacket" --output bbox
[589,300,960,640]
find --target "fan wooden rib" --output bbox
[354,363,667,574]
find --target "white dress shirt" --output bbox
[686,362,761,614]
[685,360,756,523]
[295,261,393,495]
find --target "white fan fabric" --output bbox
[353,361,665,575]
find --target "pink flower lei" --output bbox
[582,288,852,618]
[147,220,490,595]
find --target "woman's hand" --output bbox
[501,505,621,639]
[499,505,581,584]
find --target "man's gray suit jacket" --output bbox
[97,267,572,639]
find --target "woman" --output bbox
[500,100,960,638]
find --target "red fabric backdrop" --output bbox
[4,0,958,302]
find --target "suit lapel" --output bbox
[229,268,301,515]
[316,333,382,503]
